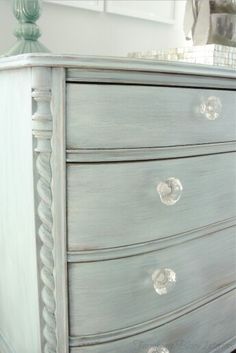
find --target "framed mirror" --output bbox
[44,0,104,12]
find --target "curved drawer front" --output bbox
[66,84,236,149]
[68,228,236,338]
[70,290,236,353]
[67,153,236,250]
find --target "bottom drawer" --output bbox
[70,289,236,353]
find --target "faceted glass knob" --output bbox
[157,178,183,206]
[148,346,170,353]
[152,268,176,295]
[200,96,222,120]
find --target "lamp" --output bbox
[5,0,49,56]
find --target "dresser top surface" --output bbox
[0,53,236,79]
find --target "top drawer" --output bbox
[66,84,236,149]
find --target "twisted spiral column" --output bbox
[32,87,57,353]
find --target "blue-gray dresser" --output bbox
[0,54,235,353]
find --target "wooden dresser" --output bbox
[0,54,236,353]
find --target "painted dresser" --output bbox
[0,54,236,353]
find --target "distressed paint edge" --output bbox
[51,67,69,353]
[69,335,236,353]
[66,141,236,163]
[67,217,236,262]
[0,332,16,353]
[1,54,236,80]
[66,69,236,89]
[69,284,236,347]
[211,336,236,353]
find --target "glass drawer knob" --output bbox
[148,346,170,353]
[157,177,183,206]
[152,268,176,295]
[200,96,222,120]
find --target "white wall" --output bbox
[0,0,188,57]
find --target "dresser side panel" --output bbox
[0,69,41,353]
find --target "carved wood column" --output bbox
[32,68,57,353]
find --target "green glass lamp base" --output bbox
[4,0,50,57]
[5,39,50,57]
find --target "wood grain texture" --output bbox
[66,67,236,89]
[70,285,236,348]
[67,219,236,262]
[1,55,236,353]
[1,54,236,85]
[0,68,41,353]
[66,141,236,163]
[67,153,236,250]
[69,290,236,352]
[66,84,236,149]
[68,227,236,339]
[50,68,69,353]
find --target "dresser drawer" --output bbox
[70,289,236,353]
[67,153,236,250]
[68,227,236,339]
[66,84,236,149]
